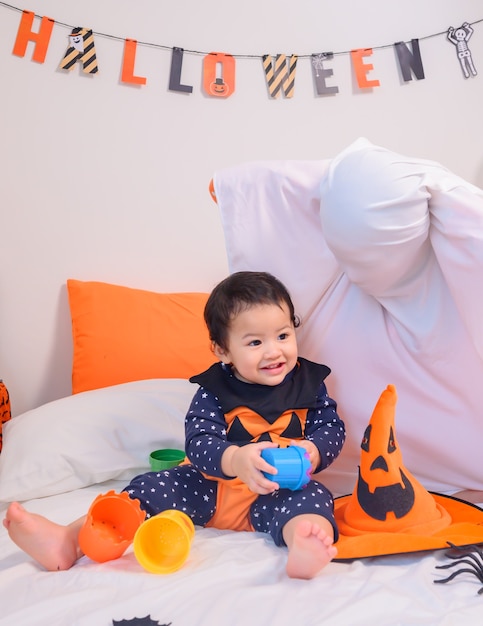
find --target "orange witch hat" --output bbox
[333,385,483,560]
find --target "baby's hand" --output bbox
[290,440,320,473]
[224,443,280,494]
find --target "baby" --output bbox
[5,271,346,579]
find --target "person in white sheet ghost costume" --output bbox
[210,138,483,504]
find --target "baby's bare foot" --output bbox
[286,519,337,579]
[4,502,82,571]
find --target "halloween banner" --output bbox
[2,2,482,99]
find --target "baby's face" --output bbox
[217,302,298,386]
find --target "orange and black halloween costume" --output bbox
[125,358,346,545]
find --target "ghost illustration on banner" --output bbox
[447,22,478,78]
[69,33,84,53]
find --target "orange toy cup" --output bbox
[133,509,195,574]
[78,490,146,563]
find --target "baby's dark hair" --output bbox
[204,271,300,351]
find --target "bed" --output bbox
[1,138,483,626]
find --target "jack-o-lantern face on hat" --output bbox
[340,385,450,533]
[357,421,415,521]
[333,384,483,560]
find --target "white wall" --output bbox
[2,0,483,415]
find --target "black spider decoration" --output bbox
[112,617,171,626]
[434,543,483,594]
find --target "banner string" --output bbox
[1,1,482,60]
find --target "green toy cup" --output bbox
[149,448,185,471]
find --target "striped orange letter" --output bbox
[262,54,298,98]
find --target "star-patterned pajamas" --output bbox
[125,358,345,546]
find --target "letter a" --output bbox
[59,28,98,74]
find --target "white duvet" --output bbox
[0,378,481,625]
[1,481,483,626]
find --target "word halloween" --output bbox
[12,11,477,100]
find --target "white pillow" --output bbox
[0,378,194,502]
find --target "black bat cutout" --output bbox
[112,617,171,626]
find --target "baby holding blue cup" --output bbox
[4,271,345,580]
[261,445,312,490]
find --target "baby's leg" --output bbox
[125,465,217,525]
[283,514,337,580]
[3,502,84,571]
[250,480,338,579]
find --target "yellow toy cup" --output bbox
[133,509,195,574]
[78,490,146,563]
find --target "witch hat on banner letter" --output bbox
[333,385,483,560]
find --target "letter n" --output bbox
[394,39,425,82]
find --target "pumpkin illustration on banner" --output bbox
[0,380,11,452]
[339,385,449,533]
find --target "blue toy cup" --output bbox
[261,445,312,490]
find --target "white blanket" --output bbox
[1,481,482,626]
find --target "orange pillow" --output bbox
[67,280,216,394]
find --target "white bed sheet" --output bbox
[1,480,482,626]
